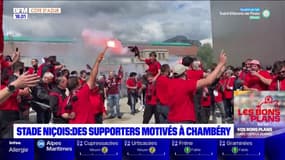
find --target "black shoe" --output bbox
[106,115,115,119]
[117,113,123,119]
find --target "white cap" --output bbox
[173,64,188,76]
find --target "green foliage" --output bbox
[197,43,214,69]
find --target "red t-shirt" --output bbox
[0,58,10,69]
[145,83,156,105]
[37,63,55,77]
[145,59,161,76]
[105,77,120,95]
[49,90,69,117]
[27,67,34,74]
[0,85,19,111]
[214,90,223,103]
[223,76,235,99]
[37,64,45,77]
[0,59,13,76]
[126,78,137,93]
[186,70,204,80]
[27,67,38,74]
[167,78,197,123]
[201,96,211,107]
[156,75,170,105]
[89,88,106,115]
[244,70,272,90]
[269,78,285,91]
[69,84,95,124]
[137,81,143,90]
[60,95,73,116]
[79,78,86,86]
[200,87,211,107]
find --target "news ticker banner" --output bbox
[0,138,270,160]
[265,129,285,160]
[13,124,234,139]
[234,91,285,138]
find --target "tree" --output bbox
[197,43,214,69]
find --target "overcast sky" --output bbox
[3,1,212,42]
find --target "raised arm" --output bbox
[137,56,146,62]
[9,51,20,66]
[133,47,145,61]
[86,47,108,89]
[197,50,227,89]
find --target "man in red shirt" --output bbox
[243,59,272,91]
[79,70,87,85]
[213,78,226,123]
[182,56,205,123]
[126,72,138,115]
[142,73,159,124]
[68,47,107,124]
[186,60,205,80]
[90,86,106,124]
[156,64,170,123]
[269,61,285,90]
[200,86,211,124]
[105,71,122,119]
[27,59,39,74]
[240,59,252,78]
[167,51,227,123]
[0,73,40,104]
[37,56,64,78]
[136,76,145,111]
[137,51,161,81]
[0,51,20,71]
[0,73,39,138]
[49,76,71,124]
[0,51,20,84]
[222,69,235,120]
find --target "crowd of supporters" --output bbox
[0,46,285,138]
[125,48,285,124]
[0,48,106,137]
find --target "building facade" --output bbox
[3,36,199,73]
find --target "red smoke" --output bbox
[81,29,128,55]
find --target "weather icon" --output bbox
[184,146,191,154]
[232,146,239,154]
[262,9,271,18]
[149,146,156,154]
[37,140,45,149]
[102,146,108,154]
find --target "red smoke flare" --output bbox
[81,29,128,55]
